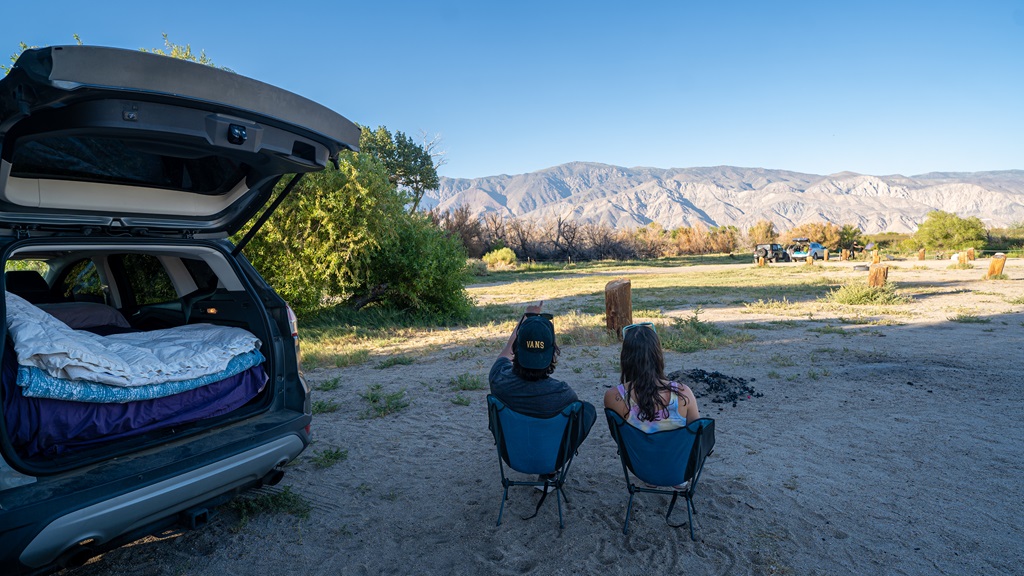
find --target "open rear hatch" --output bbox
[0,45,360,238]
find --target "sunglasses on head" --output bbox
[621,322,655,336]
[523,312,554,320]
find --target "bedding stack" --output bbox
[2,291,269,458]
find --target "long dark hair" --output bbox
[620,325,674,421]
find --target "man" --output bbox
[488,301,596,479]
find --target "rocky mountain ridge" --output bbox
[425,163,1024,233]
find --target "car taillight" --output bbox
[286,304,301,370]
[286,305,299,339]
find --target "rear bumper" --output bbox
[1,428,307,573]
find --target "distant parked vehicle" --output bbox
[789,238,825,260]
[753,243,791,263]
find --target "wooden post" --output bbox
[986,253,1007,278]
[841,249,850,261]
[758,256,766,267]
[806,255,814,265]
[958,252,969,266]
[871,250,880,264]
[605,279,633,338]
[868,264,888,287]
[967,247,975,261]
[823,249,830,261]
[918,248,926,261]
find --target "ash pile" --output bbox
[667,368,764,407]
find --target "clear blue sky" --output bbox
[3,1,1022,179]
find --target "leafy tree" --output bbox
[672,224,709,255]
[913,210,987,251]
[708,225,741,253]
[433,205,486,258]
[360,126,439,212]
[4,35,81,74]
[838,224,864,251]
[6,34,225,75]
[237,153,404,313]
[239,153,470,319]
[746,220,779,245]
[354,212,471,317]
[140,33,230,70]
[633,223,671,258]
[781,222,841,250]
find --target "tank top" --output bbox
[616,381,688,433]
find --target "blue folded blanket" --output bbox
[17,350,265,403]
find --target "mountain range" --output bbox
[425,163,1024,234]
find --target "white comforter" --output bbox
[5,291,261,387]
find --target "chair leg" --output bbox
[622,492,636,535]
[496,485,509,526]
[665,491,679,520]
[555,487,565,529]
[686,497,696,541]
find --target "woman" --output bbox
[603,323,700,432]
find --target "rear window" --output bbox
[11,136,245,194]
[183,258,220,292]
[119,254,177,305]
[59,259,106,302]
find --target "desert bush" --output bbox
[660,308,753,352]
[482,247,517,269]
[465,258,489,276]
[825,283,910,305]
[359,384,410,418]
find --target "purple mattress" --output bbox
[2,339,267,458]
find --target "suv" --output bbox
[789,238,826,260]
[0,46,359,574]
[753,243,791,263]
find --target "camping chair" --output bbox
[605,409,716,539]
[486,394,584,528]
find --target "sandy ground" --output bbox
[63,258,1024,576]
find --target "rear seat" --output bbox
[4,271,61,304]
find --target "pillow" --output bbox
[37,302,131,329]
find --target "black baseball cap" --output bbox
[515,315,555,370]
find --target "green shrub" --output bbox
[312,399,339,414]
[311,447,348,468]
[229,486,311,530]
[661,308,753,352]
[359,384,410,418]
[359,213,472,319]
[449,373,485,391]
[375,355,415,369]
[465,258,489,276]
[237,154,403,314]
[949,312,990,323]
[237,154,470,321]
[482,247,517,270]
[824,283,910,305]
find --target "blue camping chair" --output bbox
[605,408,716,539]
[487,394,584,528]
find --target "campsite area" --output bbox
[62,256,1023,576]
